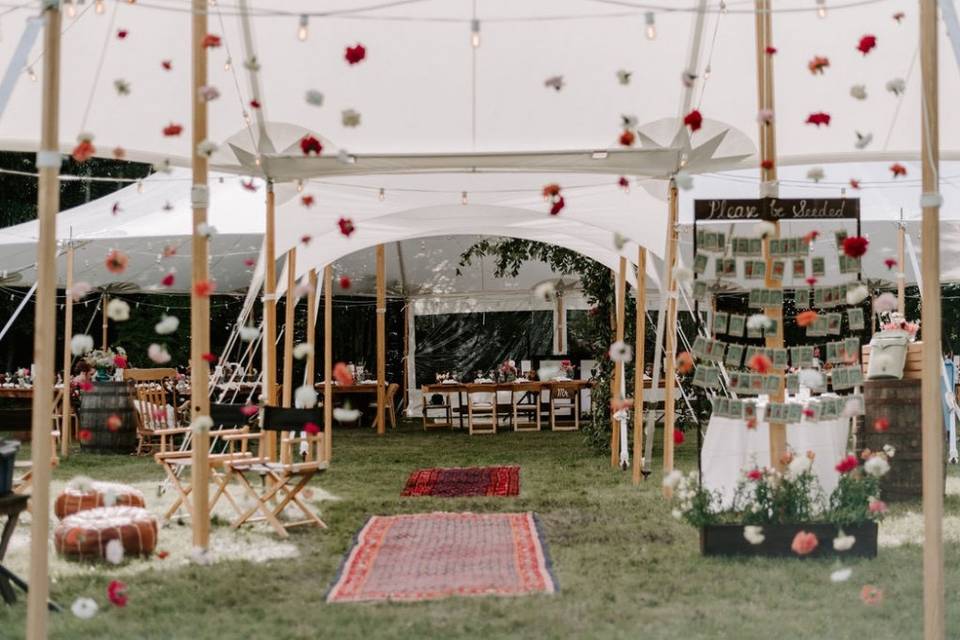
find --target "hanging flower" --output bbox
[113,147,126,159]
[107,580,128,607]
[544,75,564,91]
[155,315,179,335]
[618,176,629,191]
[790,531,818,555]
[855,131,873,150]
[160,272,175,287]
[549,196,565,216]
[808,56,830,74]
[248,99,261,110]
[890,162,907,177]
[162,123,183,137]
[301,234,312,246]
[860,585,884,606]
[868,499,887,514]
[345,43,367,64]
[79,429,93,442]
[677,352,694,375]
[842,236,869,258]
[193,280,215,297]
[305,89,324,106]
[619,130,635,147]
[765,45,777,55]
[886,77,906,96]
[106,299,130,322]
[341,109,361,127]
[304,422,321,435]
[161,60,172,71]
[803,230,819,243]
[300,135,323,156]
[673,429,685,445]
[760,159,774,171]
[113,78,130,96]
[71,597,99,619]
[893,11,905,23]
[238,326,259,342]
[333,362,355,386]
[873,417,890,433]
[748,353,772,374]
[106,414,122,433]
[301,194,315,208]
[201,34,222,48]
[334,407,361,422]
[856,35,877,55]
[608,341,633,363]
[616,69,632,85]
[293,343,313,360]
[202,352,217,364]
[294,385,318,409]
[71,334,94,356]
[757,109,774,125]
[864,455,890,477]
[339,275,351,289]
[241,179,258,191]
[846,284,869,305]
[243,258,256,268]
[807,166,825,182]
[743,525,765,545]
[850,84,868,100]
[148,343,170,364]
[884,258,897,270]
[833,533,856,551]
[873,292,898,312]
[683,109,703,132]
[805,112,831,127]
[337,218,355,237]
[746,469,763,482]
[849,179,861,190]
[835,454,858,474]
[72,133,96,163]
[240,404,259,417]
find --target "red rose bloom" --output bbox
[201,34,221,48]
[857,35,877,55]
[683,109,703,132]
[890,162,907,177]
[304,422,321,435]
[344,43,366,64]
[107,580,128,607]
[835,454,858,474]
[339,275,351,289]
[337,218,355,237]
[619,130,635,147]
[806,112,831,127]
[300,135,323,156]
[79,429,93,442]
[747,469,763,481]
[161,272,175,287]
[884,258,897,270]
[549,196,566,216]
[301,194,315,208]
[162,123,183,137]
[202,352,217,364]
[842,236,869,258]
[673,428,685,445]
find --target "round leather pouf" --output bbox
[54,506,159,561]
[54,481,146,520]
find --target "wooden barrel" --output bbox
[78,382,139,453]
[860,378,944,502]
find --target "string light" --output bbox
[461,191,468,205]
[136,179,144,193]
[297,14,309,41]
[704,64,712,80]
[816,0,827,18]
[224,57,232,71]
[378,187,385,201]
[470,18,481,48]
[26,66,36,82]
[95,0,105,15]
[296,180,304,193]
[719,1,727,15]
[65,0,76,18]
[242,111,251,125]
[644,12,656,40]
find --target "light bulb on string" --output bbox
[378,188,385,201]
[224,57,232,71]
[65,0,76,18]
[95,0,105,15]
[298,15,309,42]
[704,64,711,80]
[719,1,727,15]
[816,0,827,18]
[26,66,36,82]
[470,19,481,48]
[461,191,468,205]
[136,179,144,193]
[644,12,656,40]
[296,180,304,193]
[243,111,251,125]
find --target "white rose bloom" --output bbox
[608,340,633,363]
[333,407,361,422]
[671,509,683,520]
[155,315,180,335]
[106,298,130,322]
[864,455,890,477]
[191,415,213,434]
[883,444,896,458]
[70,334,94,356]
[293,342,313,360]
[294,385,318,409]
[238,325,260,342]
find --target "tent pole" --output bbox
[611,257,626,467]
[27,2,60,634]
[376,244,386,434]
[189,0,211,553]
[755,0,786,471]
[633,248,647,485]
[305,269,317,386]
[402,298,409,412]
[662,179,679,493]
[60,243,74,459]
[919,0,944,636]
[281,248,296,411]
[323,265,333,460]
[898,213,906,316]
[101,292,108,349]
[263,180,278,459]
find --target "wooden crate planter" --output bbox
[700,522,878,558]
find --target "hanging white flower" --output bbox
[67,475,94,492]
[873,292,898,313]
[807,166,825,183]
[832,533,856,551]
[830,567,853,583]
[854,131,873,150]
[798,369,825,390]
[198,85,220,102]
[305,89,324,106]
[612,232,628,251]
[616,69,632,85]
[71,597,99,619]
[70,281,92,301]
[746,314,772,331]
[864,455,891,477]
[743,525,765,545]
[609,340,633,363]
[70,334,94,356]
[294,385,318,409]
[333,407,361,422]
[148,343,171,364]
[674,171,694,191]
[849,84,867,100]
[341,109,361,127]
[757,108,774,124]
[113,79,130,96]
[106,299,130,322]
[293,342,313,360]
[752,220,777,238]
[196,222,217,238]
[191,415,213,434]
[105,539,125,565]
[846,284,869,305]
[883,444,896,458]
[673,266,693,288]
[155,315,180,335]
[196,139,219,157]
[544,75,565,91]
[681,70,697,88]
[238,325,260,342]
[533,281,556,302]
[885,77,906,96]
[662,469,683,490]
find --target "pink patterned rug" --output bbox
[326,512,557,603]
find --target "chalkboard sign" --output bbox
[694,197,860,222]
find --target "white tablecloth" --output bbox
[701,404,851,507]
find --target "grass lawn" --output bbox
[1,421,957,640]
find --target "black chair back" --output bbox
[259,406,325,432]
[209,403,255,429]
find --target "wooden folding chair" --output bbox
[153,403,254,522]
[549,381,581,431]
[465,384,497,435]
[421,385,454,430]
[134,383,179,456]
[223,406,328,538]
[511,382,541,432]
[372,383,400,430]
[13,394,61,497]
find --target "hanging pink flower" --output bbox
[240,404,259,417]
[243,258,256,267]
[345,43,367,64]
[72,136,96,163]
[201,34,222,48]
[790,531,818,555]
[79,429,93,442]
[241,179,258,192]
[857,35,877,55]
[683,109,703,132]
[805,112,831,127]
[849,178,861,190]
[161,272,175,287]
[842,236,869,258]
[890,162,907,177]
[337,218,355,237]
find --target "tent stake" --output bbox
[632,247,647,485]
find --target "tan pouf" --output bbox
[54,506,159,561]
[54,481,146,520]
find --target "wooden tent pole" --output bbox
[305,269,317,385]
[662,180,679,492]
[26,3,61,636]
[632,247,647,485]
[402,299,410,412]
[263,181,278,459]
[897,219,906,316]
[101,292,108,349]
[323,265,333,461]
[919,0,944,636]
[189,0,211,552]
[376,244,386,434]
[755,0,786,470]
[60,243,74,458]
[281,248,296,409]
[611,257,626,467]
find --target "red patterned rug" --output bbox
[400,466,520,497]
[327,512,556,603]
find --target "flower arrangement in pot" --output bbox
[498,359,518,382]
[665,446,893,559]
[83,347,128,381]
[558,359,575,379]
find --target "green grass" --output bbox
[1,423,957,639]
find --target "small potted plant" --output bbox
[84,347,128,382]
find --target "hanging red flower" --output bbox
[857,35,877,55]
[117,29,129,40]
[683,109,703,132]
[835,454,859,474]
[105,249,128,274]
[107,580,128,607]
[78,429,93,443]
[893,11,905,23]
[344,43,366,65]
[337,217,355,237]
[301,234,312,245]
[760,159,774,170]
[339,275,351,289]
[241,179,258,191]
[805,112,831,127]
[805,276,818,286]
[161,272,175,287]
[243,257,256,267]
[549,196,566,216]
[249,99,261,109]
[240,404,259,417]
[796,310,819,327]
[873,417,890,432]
[673,428,685,445]
[112,147,126,159]
[677,351,694,375]
[193,280,215,297]
[201,34,222,48]
[111,202,122,216]
[333,361,355,386]
[884,258,897,270]
[619,130,635,147]
[542,183,561,198]
[72,138,96,163]
[748,353,772,373]
[301,194,315,207]
[746,417,757,430]
[202,352,218,364]
[156,550,170,559]
[849,178,861,190]
[162,123,183,137]
[617,176,629,191]
[304,422,321,435]
[161,60,172,71]
[842,235,869,258]
[765,45,777,55]
[106,414,122,432]
[300,135,322,156]
[808,56,830,74]
[890,162,907,177]
[802,230,820,243]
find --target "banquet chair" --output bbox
[421,386,454,430]
[465,384,497,435]
[549,381,581,431]
[153,403,256,521]
[223,406,327,538]
[371,383,400,430]
[511,382,541,432]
